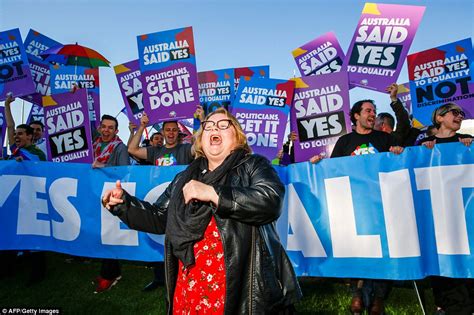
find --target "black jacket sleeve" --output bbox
[109,175,178,234]
[390,98,410,146]
[213,155,285,226]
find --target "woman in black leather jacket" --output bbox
[102,108,302,314]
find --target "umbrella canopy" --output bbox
[41,43,110,68]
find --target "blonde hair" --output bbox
[431,103,463,128]
[193,108,252,158]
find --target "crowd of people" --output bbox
[279,84,473,315]
[1,81,473,314]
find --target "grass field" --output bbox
[0,252,434,314]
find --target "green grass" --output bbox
[0,252,434,314]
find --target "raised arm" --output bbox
[4,95,16,146]
[127,113,148,160]
[386,83,410,144]
[104,178,174,234]
[126,122,138,146]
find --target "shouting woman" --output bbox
[101,108,301,314]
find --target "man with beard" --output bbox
[149,131,164,148]
[331,99,403,315]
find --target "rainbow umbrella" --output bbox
[40,43,110,68]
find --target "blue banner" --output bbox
[0,143,473,280]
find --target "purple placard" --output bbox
[50,65,101,128]
[231,78,295,161]
[21,59,51,105]
[43,89,93,163]
[137,27,199,123]
[0,28,36,101]
[198,68,234,115]
[344,3,425,91]
[291,72,352,162]
[114,60,144,125]
[293,32,345,77]
[21,30,61,105]
[397,82,412,115]
[0,107,6,158]
[26,103,44,125]
[23,29,61,63]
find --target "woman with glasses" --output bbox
[420,103,472,149]
[101,107,301,314]
[419,103,473,314]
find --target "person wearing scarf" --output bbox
[92,115,130,293]
[92,115,129,168]
[102,108,301,314]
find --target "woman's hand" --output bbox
[92,160,106,168]
[309,153,325,164]
[460,137,473,147]
[389,146,404,155]
[102,180,124,210]
[422,140,436,149]
[183,179,219,206]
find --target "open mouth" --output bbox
[210,135,222,145]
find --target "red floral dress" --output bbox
[173,216,226,314]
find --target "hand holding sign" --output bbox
[389,146,404,155]
[140,112,149,127]
[386,83,398,102]
[5,92,15,106]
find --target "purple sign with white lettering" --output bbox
[0,107,6,158]
[344,3,425,92]
[114,60,144,125]
[137,27,199,123]
[0,28,36,100]
[232,78,295,161]
[21,59,51,105]
[27,103,45,125]
[43,89,93,163]
[198,68,234,115]
[397,82,412,115]
[21,29,61,105]
[291,72,352,162]
[293,32,345,77]
[50,65,101,128]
